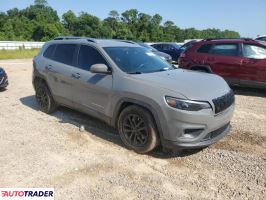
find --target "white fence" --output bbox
[0,41,44,50]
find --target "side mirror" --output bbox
[90,64,111,74]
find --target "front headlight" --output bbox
[165,96,211,111]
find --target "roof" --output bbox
[256,35,266,39]
[198,38,261,44]
[52,36,140,48]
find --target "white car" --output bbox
[255,35,266,42]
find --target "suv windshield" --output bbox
[104,47,173,73]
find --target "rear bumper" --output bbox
[0,75,8,88]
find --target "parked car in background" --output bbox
[0,67,8,90]
[151,42,182,62]
[178,40,199,54]
[179,38,266,89]
[255,35,266,42]
[33,36,235,153]
[137,42,172,64]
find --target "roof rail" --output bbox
[204,38,253,41]
[53,36,97,43]
[114,39,137,44]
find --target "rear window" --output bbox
[53,44,77,66]
[210,44,238,56]
[43,44,56,59]
[197,44,212,53]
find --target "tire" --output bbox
[118,105,159,154]
[35,82,57,114]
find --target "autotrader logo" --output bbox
[0,188,54,200]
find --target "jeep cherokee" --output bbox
[33,37,235,153]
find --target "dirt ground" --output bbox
[0,59,265,200]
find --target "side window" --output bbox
[53,44,77,66]
[77,45,107,70]
[243,44,266,59]
[197,44,212,53]
[152,44,161,50]
[210,44,238,56]
[43,44,56,59]
[162,44,171,51]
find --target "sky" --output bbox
[1,0,266,38]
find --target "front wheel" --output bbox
[118,105,159,154]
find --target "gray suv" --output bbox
[33,37,235,153]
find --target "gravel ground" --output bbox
[0,59,265,200]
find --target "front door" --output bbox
[239,43,266,84]
[71,45,113,120]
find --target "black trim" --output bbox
[190,65,213,73]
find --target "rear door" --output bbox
[45,43,78,106]
[206,43,241,85]
[71,45,113,119]
[239,43,266,84]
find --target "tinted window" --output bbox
[243,44,266,59]
[104,47,173,73]
[151,44,162,50]
[210,44,238,56]
[77,45,107,70]
[162,44,172,51]
[43,44,56,59]
[53,44,76,65]
[197,44,212,53]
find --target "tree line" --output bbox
[0,0,240,42]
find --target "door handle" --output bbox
[241,59,250,65]
[72,73,81,79]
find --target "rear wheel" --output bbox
[118,105,159,154]
[35,82,57,114]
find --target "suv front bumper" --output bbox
[162,123,231,149]
[160,103,234,149]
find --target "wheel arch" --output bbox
[111,98,165,144]
[190,65,213,73]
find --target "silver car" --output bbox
[33,37,235,153]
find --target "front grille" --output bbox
[212,90,234,114]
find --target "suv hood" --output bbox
[132,69,230,101]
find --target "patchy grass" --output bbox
[0,48,40,60]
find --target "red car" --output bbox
[179,38,266,89]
